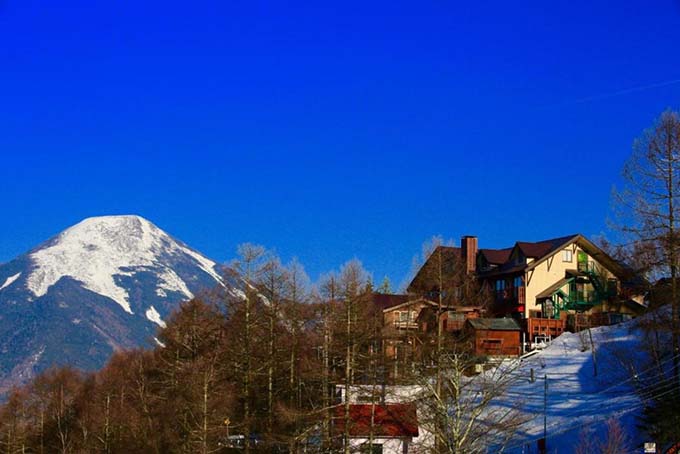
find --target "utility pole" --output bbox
[543,374,548,454]
[538,374,548,453]
[588,327,598,377]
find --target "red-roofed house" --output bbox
[334,403,419,453]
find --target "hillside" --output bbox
[501,310,668,452]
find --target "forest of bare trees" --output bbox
[0,239,526,454]
[0,245,409,453]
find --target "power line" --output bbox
[503,364,680,452]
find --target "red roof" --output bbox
[333,404,418,438]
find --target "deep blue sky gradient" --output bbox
[1,0,680,288]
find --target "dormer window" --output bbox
[563,250,573,262]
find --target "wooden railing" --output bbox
[525,317,566,342]
[567,313,629,332]
[392,320,418,329]
[495,286,526,306]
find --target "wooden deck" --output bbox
[525,317,566,342]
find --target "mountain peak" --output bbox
[67,214,156,238]
[25,215,221,314]
[0,215,235,394]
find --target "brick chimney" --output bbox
[460,236,478,274]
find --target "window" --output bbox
[495,280,505,291]
[513,276,523,297]
[447,311,465,322]
[482,339,502,346]
[544,301,554,319]
[361,443,383,454]
[607,278,618,297]
[529,310,542,319]
[482,339,502,352]
[562,250,573,262]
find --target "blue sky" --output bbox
[1,0,680,288]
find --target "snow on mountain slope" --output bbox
[26,215,221,313]
[0,273,20,291]
[0,215,240,395]
[146,305,167,328]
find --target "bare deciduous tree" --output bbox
[413,338,528,454]
[613,109,680,384]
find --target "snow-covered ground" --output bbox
[352,311,669,453]
[500,312,670,453]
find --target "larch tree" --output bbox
[155,298,226,454]
[613,109,680,386]
[282,258,311,449]
[256,255,288,441]
[336,259,372,454]
[413,341,528,454]
[316,272,342,450]
[226,243,268,454]
[0,387,29,454]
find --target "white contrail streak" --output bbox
[571,78,680,104]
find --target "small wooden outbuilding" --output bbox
[465,318,522,357]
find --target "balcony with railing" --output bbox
[392,320,419,329]
[384,309,420,331]
[494,286,526,311]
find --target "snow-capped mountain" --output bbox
[0,215,237,393]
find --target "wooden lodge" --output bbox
[405,233,647,356]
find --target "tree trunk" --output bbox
[343,295,352,454]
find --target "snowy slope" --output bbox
[497,313,669,453]
[0,215,242,394]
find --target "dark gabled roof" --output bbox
[517,234,579,258]
[381,297,440,313]
[371,293,412,311]
[415,304,480,321]
[481,234,581,277]
[623,298,647,313]
[333,404,418,438]
[408,233,641,293]
[479,248,512,265]
[466,318,521,331]
[407,246,462,293]
[517,242,552,258]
